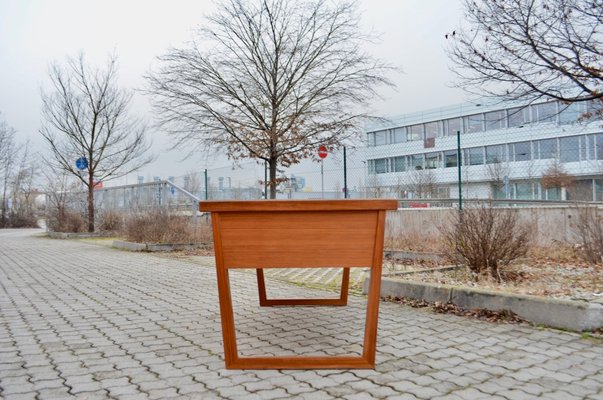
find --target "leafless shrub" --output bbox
[123,208,212,244]
[574,207,603,265]
[47,208,87,233]
[97,210,123,233]
[441,204,532,282]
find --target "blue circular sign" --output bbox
[75,157,88,170]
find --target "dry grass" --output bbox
[396,242,603,300]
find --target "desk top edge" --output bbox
[199,199,398,212]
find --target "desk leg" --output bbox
[256,268,350,307]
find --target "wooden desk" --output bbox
[199,199,397,369]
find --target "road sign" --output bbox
[318,145,328,159]
[75,157,88,170]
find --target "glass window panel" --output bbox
[463,114,484,133]
[445,118,462,136]
[538,138,557,159]
[393,127,406,143]
[513,141,532,161]
[596,133,603,160]
[535,102,556,123]
[559,136,580,162]
[515,183,534,200]
[424,122,440,139]
[507,107,529,127]
[408,125,423,141]
[545,187,562,200]
[568,180,593,201]
[595,179,603,201]
[374,131,387,146]
[486,144,507,164]
[485,110,506,130]
[444,150,458,168]
[374,159,387,174]
[393,156,406,172]
[559,102,582,124]
[368,160,375,174]
[425,152,440,169]
[465,147,484,165]
[410,154,424,170]
[367,133,375,146]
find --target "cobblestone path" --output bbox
[1,229,602,399]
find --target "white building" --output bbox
[365,100,603,201]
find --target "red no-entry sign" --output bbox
[318,145,328,159]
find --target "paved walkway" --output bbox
[1,229,602,400]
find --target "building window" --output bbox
[507,106,529,127]
[410,154,424,170]
[559,102,582,125]
[512,141,532,161]
[465,147,484,165]
[514,182,535,200]
[534,102,557,123]
[393,156,406,172]
[425,152,441,169]
[424,121,440,139]
[537,138,557,159]
[486,144,507,164]
[444,117,462,136]
[408,124,423,141]
[463,113,484,133]
[367,133,375,146]
[595,179,603,201]
[393,127,406,143]
[485,110,506,130]
[559,136,580,162]
[374,130,387,146]
[596,133,603,160]
[444,150,458,168]
[374,158,388,174]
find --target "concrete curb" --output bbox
[47,232,113,239]
[112,240,208,252]
[363,277,603,332]
[384,250,444,263]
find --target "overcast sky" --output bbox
[0,0,469,184]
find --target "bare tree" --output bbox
[40,53,154,232]
[147,0,393,198]
[447,0,602,113]
[0,115,18,226]
[406,169,437,199]
[10,141,39,225]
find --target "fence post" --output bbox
[457,130,462,211]
[204,169,209,201]
[343,146,348,199]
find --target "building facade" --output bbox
[365,100,603,201]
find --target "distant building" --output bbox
[365,100,603,201]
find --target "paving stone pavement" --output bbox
[1,229,602,400]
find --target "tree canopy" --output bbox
[447,0,602,113]
[147,0,393,197]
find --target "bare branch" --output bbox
[146,0,394,197]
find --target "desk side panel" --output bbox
[217,211,377,268]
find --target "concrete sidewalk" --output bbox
[0,229,602,399]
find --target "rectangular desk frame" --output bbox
[200,200,396,370]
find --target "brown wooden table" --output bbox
[199,199,397,369]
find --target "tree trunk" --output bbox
[87,176,95,232]
[269,158,277,199]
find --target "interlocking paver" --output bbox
[0,229,602,399]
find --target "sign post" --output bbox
[318,146,328,198]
